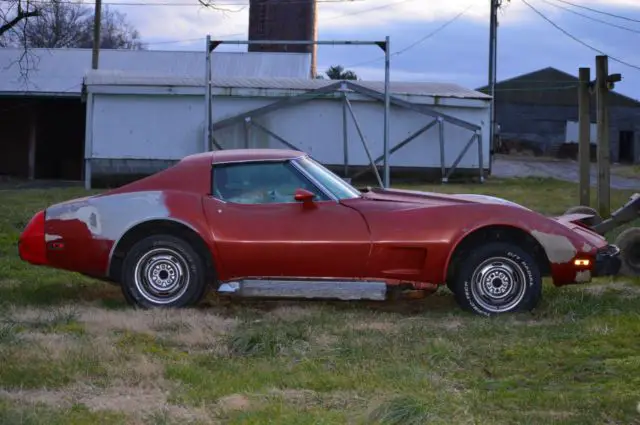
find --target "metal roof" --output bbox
[0,48,312,96]
[84,69,491,100]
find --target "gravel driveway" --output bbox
[492,156,640,191]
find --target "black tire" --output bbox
[563,205,603,227]
[614,227,640,277]
[120,234,209,308]
[452,242,542,316]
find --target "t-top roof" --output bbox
[210,148,305,164]
[0,48,312,96]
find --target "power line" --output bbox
[141,1,419,46]
[345,3,474,69]
[9,0,362,6]
[540,0,640,34]
[324,0,417,22]
[144,33,243,45]
[520,0,640,72]
[552,0,640,24]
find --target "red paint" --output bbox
[18,149,613,292]
[18,209,47,266]
[202,196,371,280]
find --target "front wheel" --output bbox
[120,234,209,308]
[451,242,542,316]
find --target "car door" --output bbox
[202,159,372,281]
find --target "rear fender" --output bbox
[44,190,214,277]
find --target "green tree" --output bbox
[324,65,358,80]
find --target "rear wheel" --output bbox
[452,242,542,316]
[120,234,209,308]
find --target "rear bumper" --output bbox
[592,244,621,277]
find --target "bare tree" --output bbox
[0,0,40,46]
[19,0,91,48]
[3,1,143,49]
[81,6,143,49]
[1,0,241,80]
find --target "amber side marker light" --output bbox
[574,258,591,267]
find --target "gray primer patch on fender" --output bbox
[56,205,103,235]
[530,230,577,264]
[46,191,170,241]
[582,242,593,252]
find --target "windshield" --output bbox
[293,156,361,200]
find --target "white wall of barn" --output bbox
[89,93,490,170]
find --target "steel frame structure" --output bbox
[205,36,392,186]
[203,36,485,187]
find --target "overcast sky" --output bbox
[123,0,640,100]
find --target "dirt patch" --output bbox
[80,385,169,414]
[436,317,465,331]
[20,332,81,360]
[260,388,366,411]
[313,333,339,349]
[106,353,165,386]
[351,321,398,332]
[0,384,211,423]
[217,394,252,412]
[583,281,640,297]
[80,308,235,334]
[586,323,613,336]
[6,306,78,324]
[3,305,238,351]
[264,305,318,321]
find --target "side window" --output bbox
[212,161,329,204]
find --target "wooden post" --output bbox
[27,105,37,180]
[595,55,610,218]
[578,67,591,206]
[91,0,102,69]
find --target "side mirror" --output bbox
[294,188,316,203]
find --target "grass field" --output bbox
[613,164,640,180]
[1,177,640,424]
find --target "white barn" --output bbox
[0,47,312,181]
[0,47,492,187]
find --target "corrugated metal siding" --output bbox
[0,48,312,95]
[89,92,490,168]
[84,70,491,99]
[497,103,640,162]
[355,81,491,100]
[477,67,640,108]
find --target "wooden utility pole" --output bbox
[595,55,610,217]
[578,67,591,206]
[91,0,102,69]
[488,0,499,153]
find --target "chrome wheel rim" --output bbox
[133,247,190,305]
[470,256,527,313]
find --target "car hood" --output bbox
[359,187,531,210]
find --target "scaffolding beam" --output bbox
[350,119,438,180]
[203,36,485,185]
[345,81,479,132]
[210,81,343,131]
[205,36,393,186]
[345,97,384,188]
[250,120,300,151]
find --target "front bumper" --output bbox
[593,244,621,277]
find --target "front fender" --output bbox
[440,205,599,284]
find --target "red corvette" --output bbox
[18,149,621,316]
